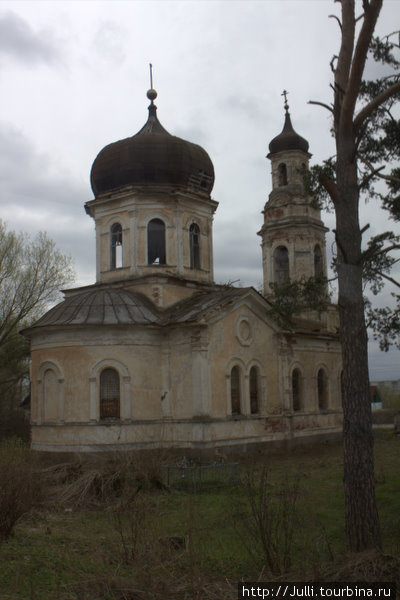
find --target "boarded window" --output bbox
[314,244,323,277]
[278,163,288,186]
[189,223,201,269]
[148,219,166,265]
[111,223,123,269]
[231,366,241,415]
[292,368,302,411]
[100,368,120,419]
[273,246,289,285]
[317,368,328,410]
[249,366,260,414]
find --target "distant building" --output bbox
[369,386,383,410]
[23,89,342,452]
[370,380,400,392]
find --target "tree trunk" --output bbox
[335,146,382,551]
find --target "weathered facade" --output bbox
[23,89,342,452]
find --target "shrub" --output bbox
[0,438,42,540]
[238,467,300,575]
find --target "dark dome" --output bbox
[90,101,215,196]
[268,111,309,155]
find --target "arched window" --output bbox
[278,163,288,186]
[273,246,289,285]
[230,366,241,415]
[249,366,260,414]
[292,368,302,412]
[317,368,329,410]
[43,368,59,422]
[314,244,323,278]
[111,223,123,269]
[189,223,201,270]
[100,368,120,419]
[148,219,166,265]
[340,371,344,404]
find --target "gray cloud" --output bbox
[0,11,60,65]
[0,122,94,287]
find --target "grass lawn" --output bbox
[0,431,398,599]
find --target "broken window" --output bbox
[111,223,123,269]
[273,246,289,285]
[148,218,166,265]
[317,368,328,410]
[292,368,302,411]
[230,366,241,415]
[249,366,260,414]
[189,223,201,269]
[100,368,120,419]
[314,244,323,277]
[278,163,288,186]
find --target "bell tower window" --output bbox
[278,163,288,186]
[273,246,289,285]
[148,218,166,265]
[111,223,122,269]
[189,223,201,270]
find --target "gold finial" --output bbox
[147,63,157,102]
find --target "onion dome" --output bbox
[268,98,309,155]
[90,89,215,196]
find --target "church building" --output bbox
[23,87,342,452]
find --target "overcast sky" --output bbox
[0,0,399,380]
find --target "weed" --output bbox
[237,467,300,575]
[0,438,42,541]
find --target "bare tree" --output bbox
[0,221,74,405]
[310,0,400,551]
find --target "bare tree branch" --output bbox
[354,80,400,133]
[308,100,334,113]
[329,14,342,30]
[376,271,400,289]
[341,0,383,127]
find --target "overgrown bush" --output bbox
[0,438,42,540]
[52,451,167,508]
[237,467,300,575]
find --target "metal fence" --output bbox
[162,458,240,490]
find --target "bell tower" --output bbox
[258,92,328,297]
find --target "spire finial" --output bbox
[281,89,289,113]
[147,63,157,103]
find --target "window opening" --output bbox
[292,368,302,411]
[111,223,123,269]
[249,366,259,414]
[231,366,241,415]
[314,244,323,278]
[189,223,201,269]
[148,219,166,265]
[278,163,288,186]
[273,246,289,285]
[317,368,328,410]
[100,368,120,419]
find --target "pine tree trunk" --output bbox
[335,148,382,551]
